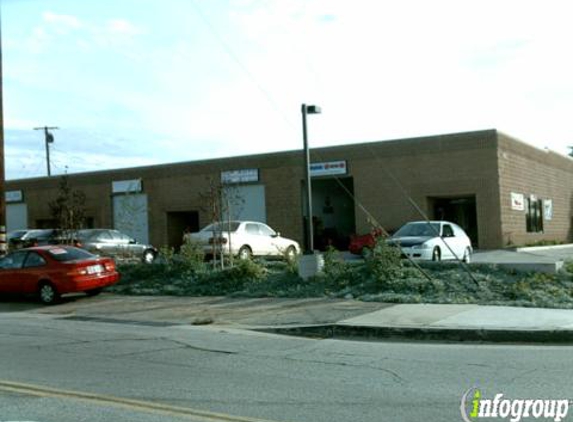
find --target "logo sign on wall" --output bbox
[310,161,347,177]
[5,190,23,203]
[221,168,259,184]
[510,192,524,211]
[544,199,553,220]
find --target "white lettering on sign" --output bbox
[221,169,259,184]
[310,161,347,177]
[5,190,23,203]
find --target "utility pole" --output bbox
[0,14,6,255]
[301,103,321,253]
[33,126,58,176]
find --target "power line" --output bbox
[190,0,298,134]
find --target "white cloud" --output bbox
[42,11,83,33]
[106,19,143,36]
[6,0,573,182]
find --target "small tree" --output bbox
[200,177,224,270]
[199,176,245,270]
[48,175,87,243]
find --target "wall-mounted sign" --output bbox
[544,199,553,220]
[221,169,259,184]
[510,192,524,211]
[112,179,143,194]
[310,161,347,177]
[5,190,23,203]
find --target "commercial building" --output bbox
[5,129,573,250]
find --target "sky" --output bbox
[2,0,573,180]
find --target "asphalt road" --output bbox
[2,312,573,422]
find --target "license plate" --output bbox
[87,264,104,274]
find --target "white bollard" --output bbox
[297,252,324,280]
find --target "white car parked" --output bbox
[189,221,301,261]
[388,221,472,263]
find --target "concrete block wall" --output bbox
[497,133,573,247]
[347,130,502,249]
[9,129,570,251]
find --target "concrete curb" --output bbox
[515,244,573,253]
[257,324,573,344]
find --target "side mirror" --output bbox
[272,232,280,238]
[129,238,136,244]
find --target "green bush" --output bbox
[179,240,206,272]
[157,246,176,266]
[565,261,573,275]
[110,252,573,310]
[363,237,403,283]
[228,258,268,281]
[323,247,348,278]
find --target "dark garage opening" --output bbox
[429,195,478,247]
[302,177,356,251]
[166,211,199,250]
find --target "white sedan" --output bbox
[189,221,301,261]
[388,221,472,263]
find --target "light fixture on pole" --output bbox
[301,103,321,254]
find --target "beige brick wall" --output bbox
[7,129,540,250]
[497,133,573,247]
[343,131,502,249]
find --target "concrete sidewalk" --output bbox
[339,303,573,330]
[471,249,565,274]
[10,294,573,343]
[265,303,573,343]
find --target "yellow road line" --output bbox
[0,380,287,422]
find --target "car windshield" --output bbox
[393,223,441,238]
[21,229,53,240]
[7,230,28,240]
[201,222,240,233]
[47,247,96,262]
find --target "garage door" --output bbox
[6,203,28,232]
[223,185,266,223]
[112,194,149,244]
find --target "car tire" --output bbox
[462,247,471,264]
[38,282,59,305]
[142,249,155,264]
[432,247,441,262]
[238,246,252,260]
[86,288,103,297]
[285,246,297,262]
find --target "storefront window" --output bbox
[525,198,543,233]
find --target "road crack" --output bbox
[282,355,405,384]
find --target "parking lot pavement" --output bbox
[517,244,573,261]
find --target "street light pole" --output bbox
[33,126,58,177]
[0,17,6,255]
[301,103,321,254]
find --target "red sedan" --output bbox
[0,245,120,304]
